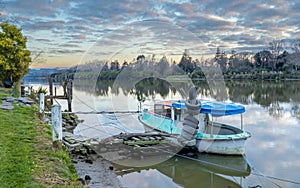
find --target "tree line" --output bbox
[56,38,300,82]
[181,39,300,80]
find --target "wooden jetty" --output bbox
[47,78,73,111]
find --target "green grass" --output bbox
[0,88,79,187]
[0,87,12,99]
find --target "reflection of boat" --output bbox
[184,153,251,177]
[139,96,251,155]
[114,153,251,188]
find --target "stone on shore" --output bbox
[0,101,14,110]
[0,96,35,110]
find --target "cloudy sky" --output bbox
[1,0,299,67]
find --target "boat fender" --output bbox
[177,87,201,146]
[183,115,199,128]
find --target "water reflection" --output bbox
[74,79,300,120]
[115,153,251,188]
[70,79,300,187]
[75,79,300,102]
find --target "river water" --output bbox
[25,79,300,188]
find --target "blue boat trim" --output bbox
[172,99,245,116]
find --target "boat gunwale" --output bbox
[138,115,177,135]
[196,131,251,141]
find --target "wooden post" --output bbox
[51,104,62,142]
[67,79,73,112]
[27,86,31,95]
[241,114,243,130]
[171,107,175,121]
[49,78,53,105]
[39,93,45,113]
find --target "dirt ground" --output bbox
[72,154,123,188]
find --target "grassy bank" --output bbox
[0,88,78,187]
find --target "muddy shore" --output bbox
[71,153,123,188]
[60,114,180,188]
[49,113,124,188]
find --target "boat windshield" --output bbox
[154,104,172,118]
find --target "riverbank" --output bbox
[0,87,78,187]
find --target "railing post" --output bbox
[27,86,31,96]
[49,77,53,105]
[67,79,73,112]
[39,93,45,113]
[51,104,62,142]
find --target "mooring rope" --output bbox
[122,135,300,188]
[74,122,133,135]
[230,138,300,187]
[73,94,96,111]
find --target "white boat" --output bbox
[139,91,251,155]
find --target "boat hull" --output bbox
[196,138,247,155]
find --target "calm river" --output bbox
[25,79,300,188]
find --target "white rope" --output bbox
[230,138,300,187]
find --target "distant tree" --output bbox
[110,60,120,71]
[178,49,194,74]
[215,47,221,59]
[228,51,253,73]
[254,50,272,70]
[170,60,184,75]
[214,47,227,72]
[121,61,128,70]
[276,50,289,71]
[137,55,145,62]
[102,62,109,71]
[228,50,238,71]
[268,39,283,71]
[156,55,169,76]
[287,39,300,72]
[151,54,156,63]
[0,22,31,85]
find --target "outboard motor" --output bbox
[177,86,201,146]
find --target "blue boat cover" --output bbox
[172,99,245,116]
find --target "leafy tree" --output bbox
[137,55,145,62]
[214,47,227,72]
[178,49,194,74]
[0,22,31,84]
[121,61,128,70]
[110,60,120,71]
[254,50,272,70]
[102,62,109,71]
[156,55,169,76]
[276,50,289,71]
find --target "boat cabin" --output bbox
[140,99,250,155]
[152,99,246,131]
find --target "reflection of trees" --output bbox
[268,101,284,119]
[75,78,187,100]
[225,80,300,106]
[75,79,300,119]
[291,102,300,122]
[131,78,173,101]
[226,81,254,104]
[225,80,300,120]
